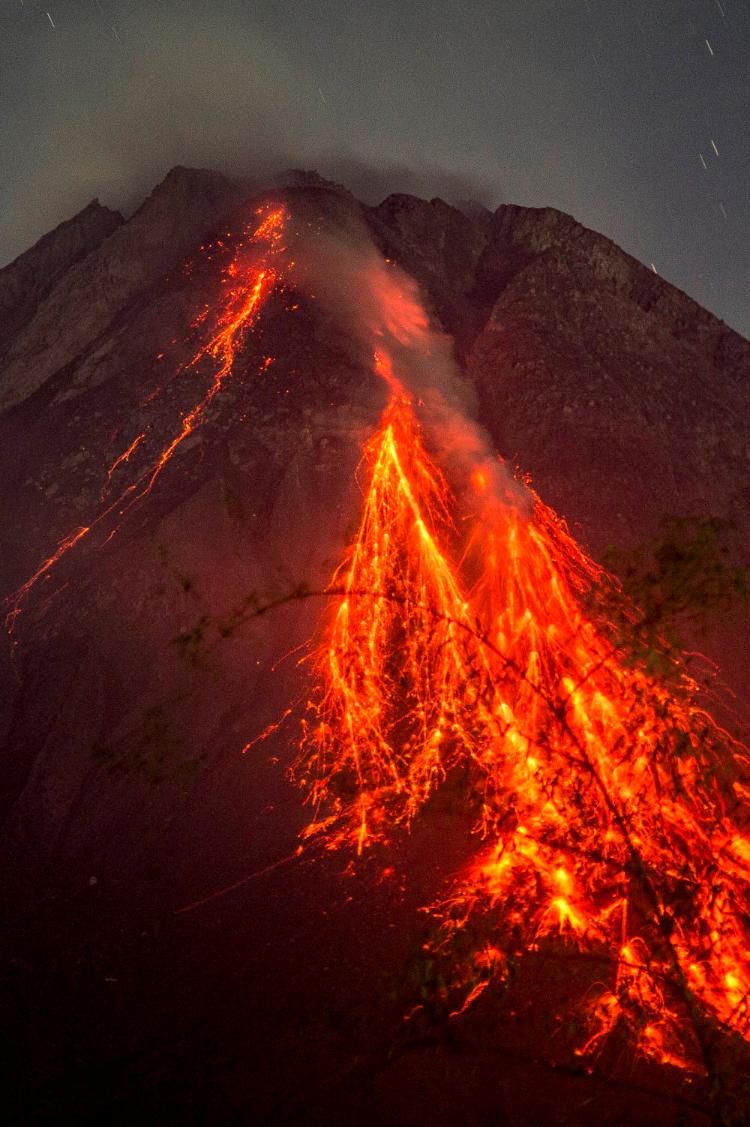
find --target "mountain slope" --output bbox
[0,169,748,1126]
[0,199,123,350]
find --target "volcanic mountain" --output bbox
[1,168,748,1126]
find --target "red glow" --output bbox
[5,525,90,633]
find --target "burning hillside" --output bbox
[1,171,749,1125]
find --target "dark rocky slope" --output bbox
[0,199,123,350]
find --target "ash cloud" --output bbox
[1,3,498,268]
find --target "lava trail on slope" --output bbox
[297,258,750,1073]
[4,205,288,633]
[6,195,749,1079]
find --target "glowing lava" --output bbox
[102,433,146,499]
[4,526,90,634]
[300,392,479,853]
[5,202,749,1074]
[4,205,288,632]
[135,265,276,502]
[299,271,750,1071]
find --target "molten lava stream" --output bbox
[461,491,750,1066]
[300,354,750,1072]
[300,392,482,854]
[4,205,289,633]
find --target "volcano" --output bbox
[1,168,749,1126]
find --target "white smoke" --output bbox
[288,222,529,514]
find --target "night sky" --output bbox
[2,0,748,337]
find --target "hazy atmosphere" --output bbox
[2,0,748,336]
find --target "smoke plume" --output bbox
[289,221,527,514]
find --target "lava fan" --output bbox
[298,281,750,1072]
[298,391,479,852]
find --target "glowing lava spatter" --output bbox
[4,206,288,633]
[300,391,479,853]
[299,280,750,1070]
[134,265,276,503]
[455,489,750,1066]
[5,526,91,634]
[102,432,146,499]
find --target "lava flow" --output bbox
[298,268,750,1072]
[5,205,288,633]
[299,389,478,853]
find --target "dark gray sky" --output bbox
[2,0,748,336]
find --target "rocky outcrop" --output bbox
[464,203,750,552]
[0,167,246,411]
[0,199,123,350]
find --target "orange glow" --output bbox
[134,267,274,502]
[124,207,286,506]
[299,269,750,1070]
[299,391,478,852]
[5,207,749,1073]
[5,526,90,632]
[471,468,489,494]
[102,432,146,498]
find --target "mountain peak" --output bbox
[1,165,749,1125]
[0,199,123,348]
[0,168,245,411]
